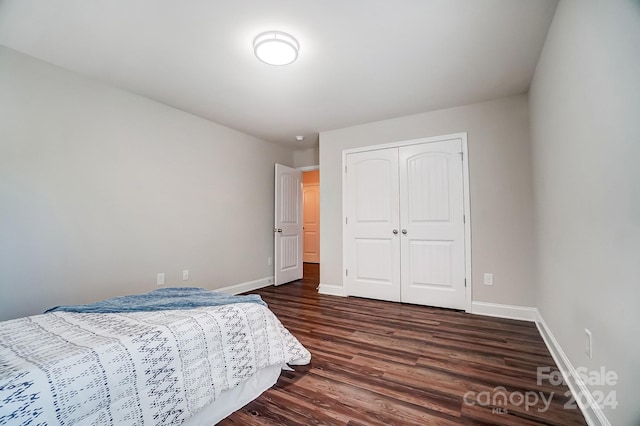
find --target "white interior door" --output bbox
[399,140,466,309]
[302,184,320,263]
[345,149,401,302]
[274,164,303,285]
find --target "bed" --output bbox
[0,288,311,425]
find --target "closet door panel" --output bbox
[345,149,401,302]
[399,140,466,309]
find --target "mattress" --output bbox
[0,302,310,425]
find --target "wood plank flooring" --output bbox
[220,264,586,425]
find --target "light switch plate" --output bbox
[585,329,593,358]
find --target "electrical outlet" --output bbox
[267,277,274,284]
[585,329,593,358]
[156,273,165,286]
[182,269,189,281]
[483,273,494,286]
[267,257,273,266]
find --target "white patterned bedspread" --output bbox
[0,303,311,425]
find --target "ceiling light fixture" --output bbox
[253,31,299,66]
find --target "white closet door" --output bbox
[345,149,401,302]
[399,140,466,309]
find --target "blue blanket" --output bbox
[45,287,266,313]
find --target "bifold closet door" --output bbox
[345,149,401,302]
[399,141,466,309]
[345,139,466,309]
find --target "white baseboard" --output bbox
[216,276,274,295]
[471,301,538,322]
[318,283,346,297]
[535,312,611,426]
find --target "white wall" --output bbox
[529,1,640,424]
[319,94,536,307]
[0,46,293,321]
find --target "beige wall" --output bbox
[0,46,293,321]
[293,146,319,168]
[319,94,536,307]
[529,1,640,424]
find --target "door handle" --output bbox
[392,229,398,235]
[274,228,283,233]
[402,229,407,235]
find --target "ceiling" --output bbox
[0,0,558,149]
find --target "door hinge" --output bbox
[464,278,467,288]
[345,165,347,173]
[459,151,464,161]
[345,217,348,224]
[463,215,466,224]
[345,269,348,277]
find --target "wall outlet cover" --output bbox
[483,273,494,286]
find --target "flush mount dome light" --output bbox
[253,31,299,66]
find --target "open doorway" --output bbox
[302,169,319,280]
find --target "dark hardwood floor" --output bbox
[221,263,586,425]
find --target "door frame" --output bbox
[341,132,472,313]
[272,164,319,282]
